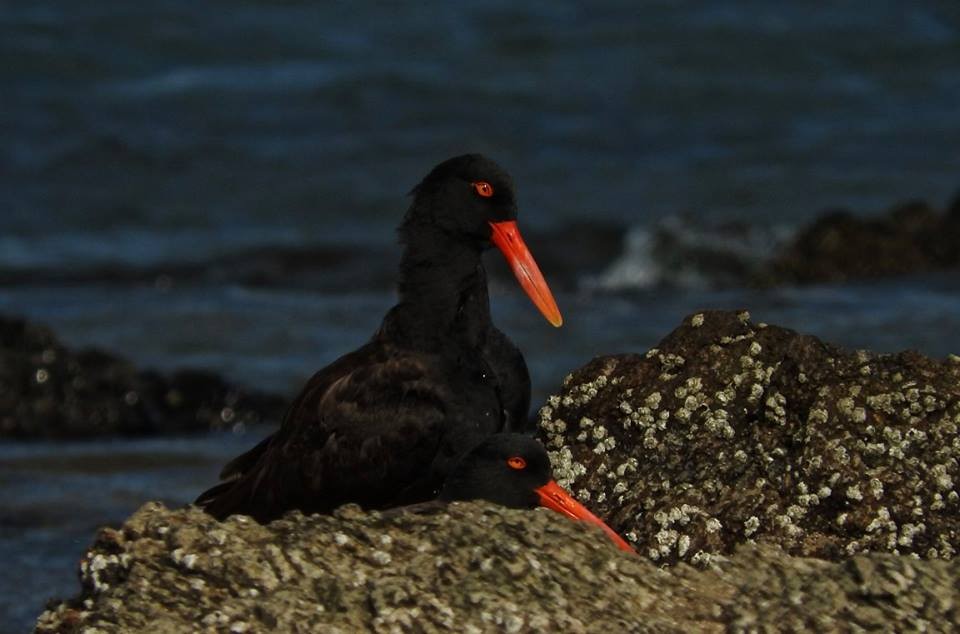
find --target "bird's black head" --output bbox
[438,432,636,553]
[403,153,518,243]
[438,433,551,509]
[400,154,563,327]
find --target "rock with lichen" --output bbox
[0,315,285,438]
[35,502,960,633]
[539,309,960,565]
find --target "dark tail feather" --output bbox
[219,433,273,480]
[194,479,244,520]
[195,432,275,521]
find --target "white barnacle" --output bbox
[371,550,392,566]
[931,464,954,491]
[691,550,713,566]
[898,523,926,547]
[645,391,662,410]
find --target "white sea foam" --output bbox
[585,216,795,292]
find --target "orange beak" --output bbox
[489,220,563,328]
[535,480,635,553]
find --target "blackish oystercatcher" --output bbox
[437,434,633,551]
[196,154,632,551]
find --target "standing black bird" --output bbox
[196,155,628,545]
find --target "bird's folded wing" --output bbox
[198,346,453,520]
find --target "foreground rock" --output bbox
[33,313,960,630]
[36,502,960,633]
[0,315,286,438]
[539,310,960,565]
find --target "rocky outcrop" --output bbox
[0,315,286,438]
[35,502,960,633]
[763,196,960,285]
[538,310,960,565]
[32,311,960,630]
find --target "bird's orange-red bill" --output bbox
[488,220,563,327]
[535,480,635,553]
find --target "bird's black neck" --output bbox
[382,225,492,350]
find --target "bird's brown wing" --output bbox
[196,342,455,522]
[211,342,378,483]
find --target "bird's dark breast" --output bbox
[481,327,532,432]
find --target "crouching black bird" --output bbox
[437,434,634,552]
[196,155,630,551]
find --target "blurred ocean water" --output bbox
[2,1,960,630]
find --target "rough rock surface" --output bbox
[764,195,960,284]
[0,315,286,438]
[539,310,960,565]
[35,502,960,633]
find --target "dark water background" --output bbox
[3,1,960,630]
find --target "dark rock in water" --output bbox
[764,196,960,284]
[34,502,960,632]
[0,315,286,439]
[538,310,960,565]
[949,190,960,219]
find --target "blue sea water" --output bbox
[2,1,960,630]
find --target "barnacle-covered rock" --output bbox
[539,310,960,565]
[35,502,960,633]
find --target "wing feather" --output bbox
[196,343,452,521]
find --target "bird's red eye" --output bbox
[472,181,494,198]
[506,456,526,470]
